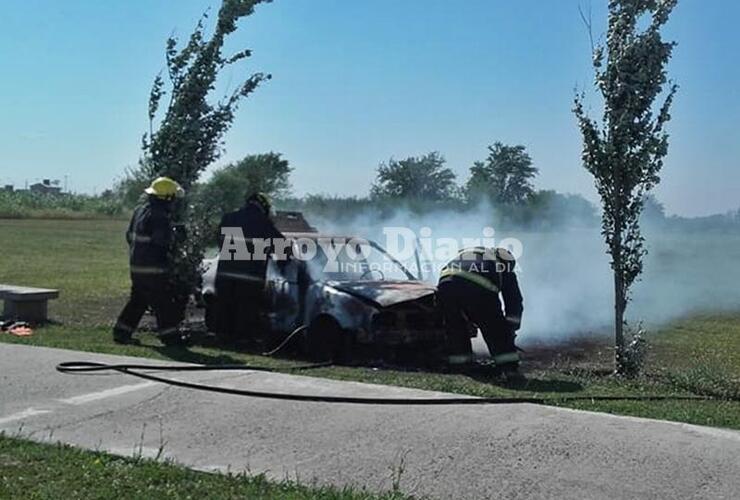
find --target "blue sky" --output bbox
[0,0,737,216]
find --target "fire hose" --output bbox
[56,361,713,406]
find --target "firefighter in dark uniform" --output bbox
[437,246,524,373]
[113,177,187,346]
[215,192,284,346]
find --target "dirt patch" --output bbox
[522,336,615,374]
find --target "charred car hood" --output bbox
[326,280,436,308]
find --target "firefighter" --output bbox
[437,246,524,374]
[113,177,188,346]
[215,192,284,346]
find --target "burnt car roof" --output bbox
[273,211,317,233]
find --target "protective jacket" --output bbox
[126,198,174,275]
[216,203,284,282]
[214,203,284,345]
[437,247,524,367]
[439,247,523,328]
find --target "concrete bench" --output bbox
[0,285,59,322]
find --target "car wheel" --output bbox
[306,316,343,362]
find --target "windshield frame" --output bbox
[368,240,417,281]
[292,236,418,283]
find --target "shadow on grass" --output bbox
[467,372,585,394]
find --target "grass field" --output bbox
[1,218,739,431]
[0,219,131,326]
[0,435,408,500]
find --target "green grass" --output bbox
[0,435,409,500]
[1,218,740,431]
[651,314,740,377]
[0,219,131,326]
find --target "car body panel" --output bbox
[326,280,438,308]
[202,232,446,350]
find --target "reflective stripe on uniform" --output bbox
[130,265,167,275]
[133,234,152,243]
[506,315,521,325]
[447,354,473,365]
[439,268,500,293]
[218,271,264,283]
[493,352,520,365]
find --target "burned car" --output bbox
[201,219,446,361]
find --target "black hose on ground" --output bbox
[261,325,308,357]
[56,361,712,405]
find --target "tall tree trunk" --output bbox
[614,266,625,371]
[613,229,626,374]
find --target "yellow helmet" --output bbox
[144,177,185,200]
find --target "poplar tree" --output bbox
[574,0,678,374]
[141,0,271,298]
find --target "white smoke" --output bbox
[304,203,740,345]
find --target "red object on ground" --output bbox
[8,326,33,336]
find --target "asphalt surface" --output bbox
[1,343,739,500]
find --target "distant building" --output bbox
[29,179,62,195]
[3,185,13,193]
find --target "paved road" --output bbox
[1,343,739,499]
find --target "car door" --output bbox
[264,255,301,334]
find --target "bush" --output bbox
[0,190,126,219]
[616,324,649,378]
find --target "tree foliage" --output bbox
[201,152,292,215]
[114,167,152,208]
[574,0,678,373]
[466,142,538,205]
[370,152,458,202]
[523,190,598,228]
[139,0,271,296]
